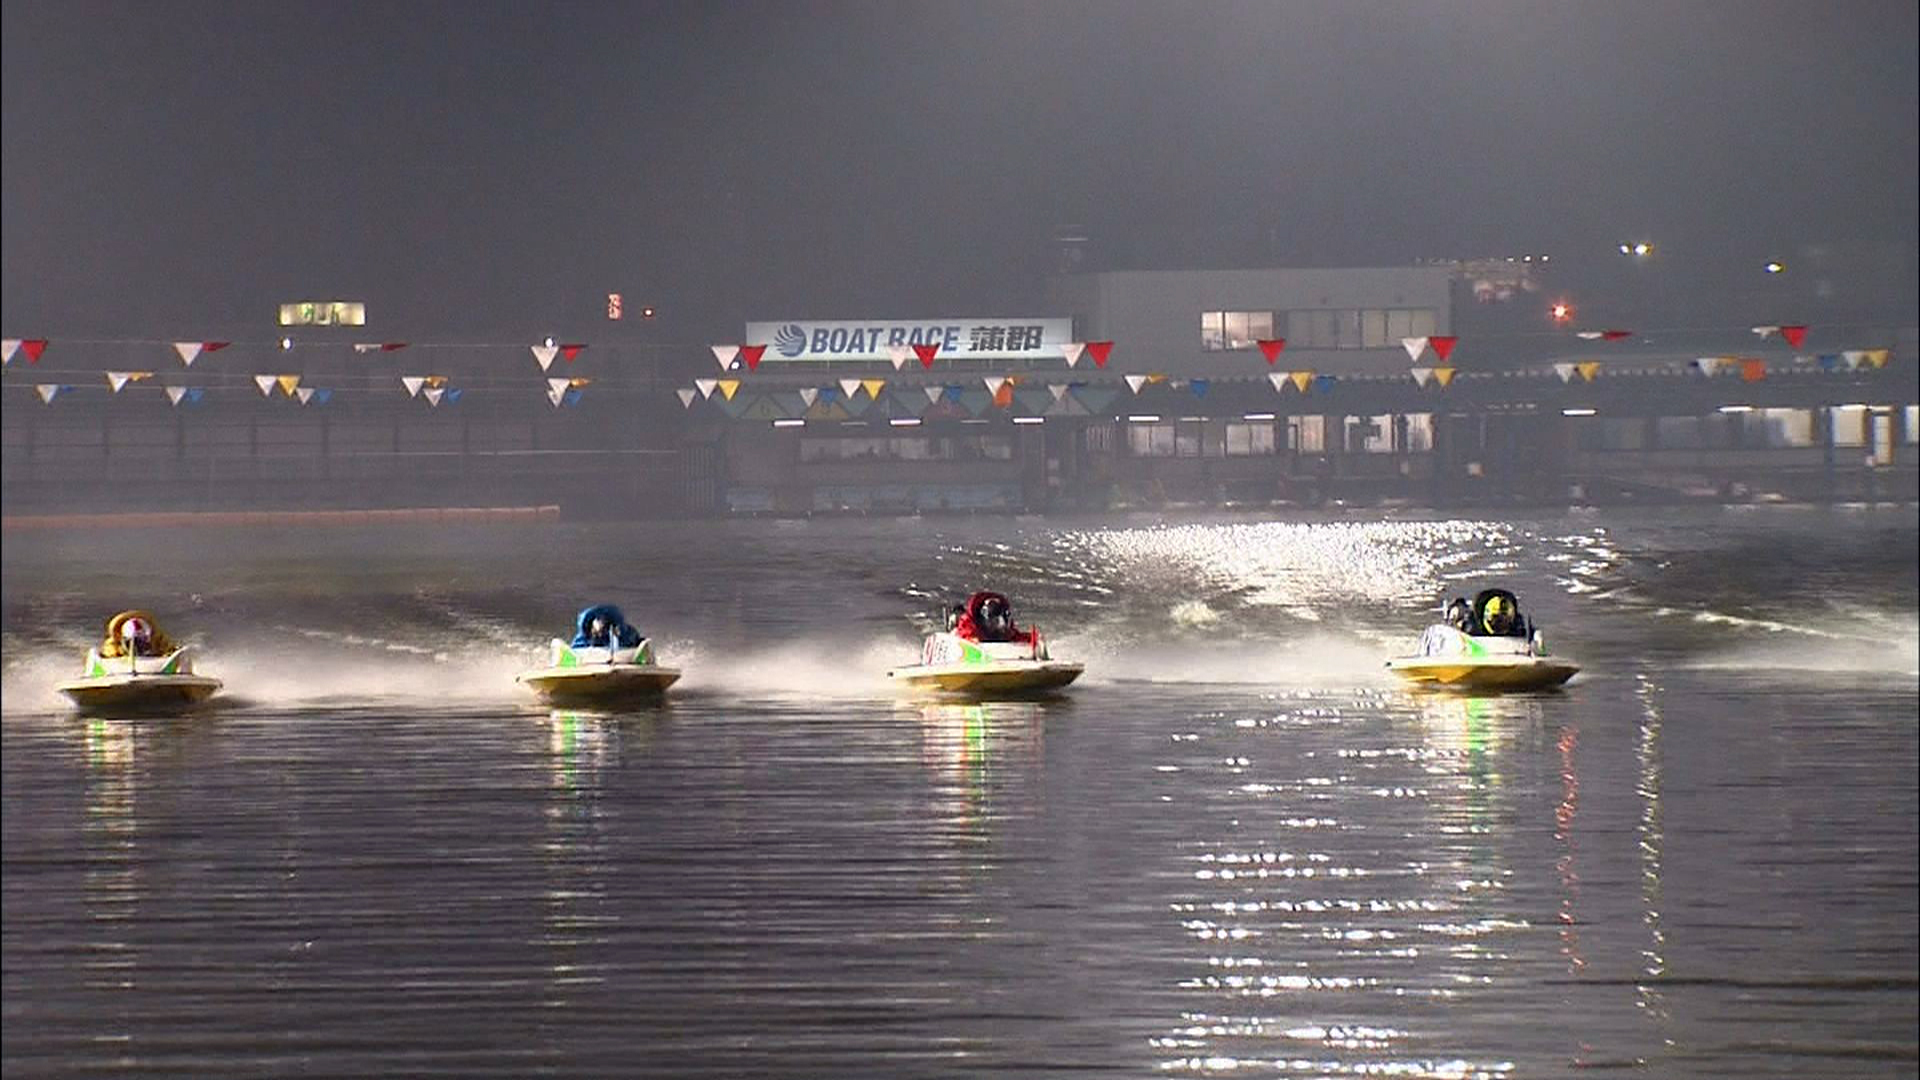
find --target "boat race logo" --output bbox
[774,324,808,357]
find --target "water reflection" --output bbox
[80,718,141,1057]
[1633,674,1671,1044]
[537,710,628,1006]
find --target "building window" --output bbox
[1175,421,1205,458]
[1225,422,1276,456]
[1127,423,1177,457]
[1287,308,1438,349]
[1288,415,1325,453]
[1200,310,1275,351]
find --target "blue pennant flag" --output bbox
[186,387,206,404]
[1816,354,1840,371]
[563,389,583,407]
[943,385,965,403]
[446,387,464,403]
[1189,378,1210,398]
[313,388,333,405]
[1314,374,1338,393]
[820,386,840,402]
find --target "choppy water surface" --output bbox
[4,508,1916,1078]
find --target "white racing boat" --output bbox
[56,647,223,715]
[517,639,680,706]
[1386,589,1579,692]
[889,631,1083,696]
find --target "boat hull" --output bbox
[888,661,1083,697]
[56,674,223,715]
[517,665,681,706]
[1385,656,1579,692]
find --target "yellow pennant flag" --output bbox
[1576,361,1601,382]
[568,377,593,388]
[1433,367,1457,387]
[424,374,450,388]
[1866,348,1891,368]
[716,379,740,401]
[861,378,887,398]
[1289,370,1313,392]
[1146,373,1168,385]
[276,374,302,396]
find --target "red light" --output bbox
[1550,302,1573,324]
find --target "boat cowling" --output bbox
[84,646,196,678]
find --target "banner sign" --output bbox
[745,318,1073,362]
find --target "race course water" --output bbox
[3,507,1916,1078]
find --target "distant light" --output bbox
[641,306,657,319]
[1718,404,1754,413]
[1619,244,1632,255]
[1551,302,1573,324]
[544,336,555,348]
[1011,416,1045,425]
[1242,412,1277,421]
[280,337,293,351]
[1127,414,1162,423]
[1633,242,1652,256]
[1764,261,1785,274]
[772,418,805,428]
[889,418,922,427]
[1562,407,1597,417]
[1837,403,1870,411]
[1540,254,1551,263]
[1523,255,1533,262]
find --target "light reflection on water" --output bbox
[3,510,1916,1076]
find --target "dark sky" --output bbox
[4,0,1916,338]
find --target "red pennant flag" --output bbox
[381,342,409,352]
[203,341,231,352]
[1257,338,1287,364]
[1779,325,1807,349]
[740,344,767,370]
[913,342,940,368]
[1741,359,1767,382]
[560,343,586,362]
[22,339,48,363]
[1601,329,1633,342]
[1428,335,1458,363]
[1086,341,1113,367]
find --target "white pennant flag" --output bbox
[172,341,203,366]
[531,344,560,371]
[1060,342,1085,368]
[401,376,426,397]
[887,345,912,370]
[1401,336,1429,362]
[923,386,944,404]
[106,372,133,393]
[711,344,740,371]
[799,387,819,406]
[2,339,20,366]
[296,387,316,404]
[255,374,277,396]
[1410,367,1433,388]
[1048,383,1070,402]
[1574,331,1604,341]
[424,387,445,407]
[1124,374,1149,393]
[694,377,719,399]
[353,343,382,354]
[1842,350,1868,370]
[676,387,697,408]
[839,378,862,398]
[1693,357,1722,376]
[165,386,188,405]
[1267,372,1289,393]
[1751,325,1780,339]
[984,376,1006,395]
[35,384,61,403]
[547,384,565,407]
[1552,362,1577,383]
[548,377,571,398]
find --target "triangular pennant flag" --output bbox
[1866,348,1891,368]
[1124,374,1148,393]
[1576,361,1601,382]
[548,384,566,407]
[1432,367,1456,387]
[1601,329,1633,342]
[1779,325,1807,349]
[992,383,1014,408]
[1574,331,1603,341]
[21,340,48,363]
[1085,341,1113,367]
[106,372,133,392]
[425,387,445,406]
[1268,372,1290,393]
[943,384,965,403]
[185,388,205,403]
[1842,350,1868,370]
[861,379,887,398]
[695,377,718,399]
[401,376,426,397]
[313,389,332,405]
[381,342,408,352]
[423,375,448,389]
[202,342,230,354]
[1411,368,1433,388]
[296,387,316,404]
[255,375,277,396]
[559,344,585,362]
[566,377,592,389]
[739,345,766,371]
[839,378,862,398]
[984,376,1006,395]
[1146,373,1169,385]
[35,384,61,403]
[172,342,203,366]
[888,345,911,370]
[564,389,583,407]
[1751,325,1780,339]
[277,374,302,396]
[447,388,464,403]
[1189,378,1210,398]
[1049,383,1070,402]
[1428,335,1458,362]
[165,386,188,405]
[1741,359,1767,382]
[1289,371,1313,393]
[677,387,697,408]
[710,344,739,371]
[1553,362,1577,383]
[1060,342,1085,368]
[913,386,937,404]
[799,387,819,406]
[1817,353,1841,371]
[1693,357,1722,376]
[1401,336,1429,362]
[354,343,382,354]
[532,345,560,370]
[1256,338,1286,364]
[716,379,741,401]
[1,339,19,365]
[913,342,940,367]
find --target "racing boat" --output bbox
[1385,589,1578,692]
[516,638,680,706]
[55,647,223,714]
[891,591,1082,697]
